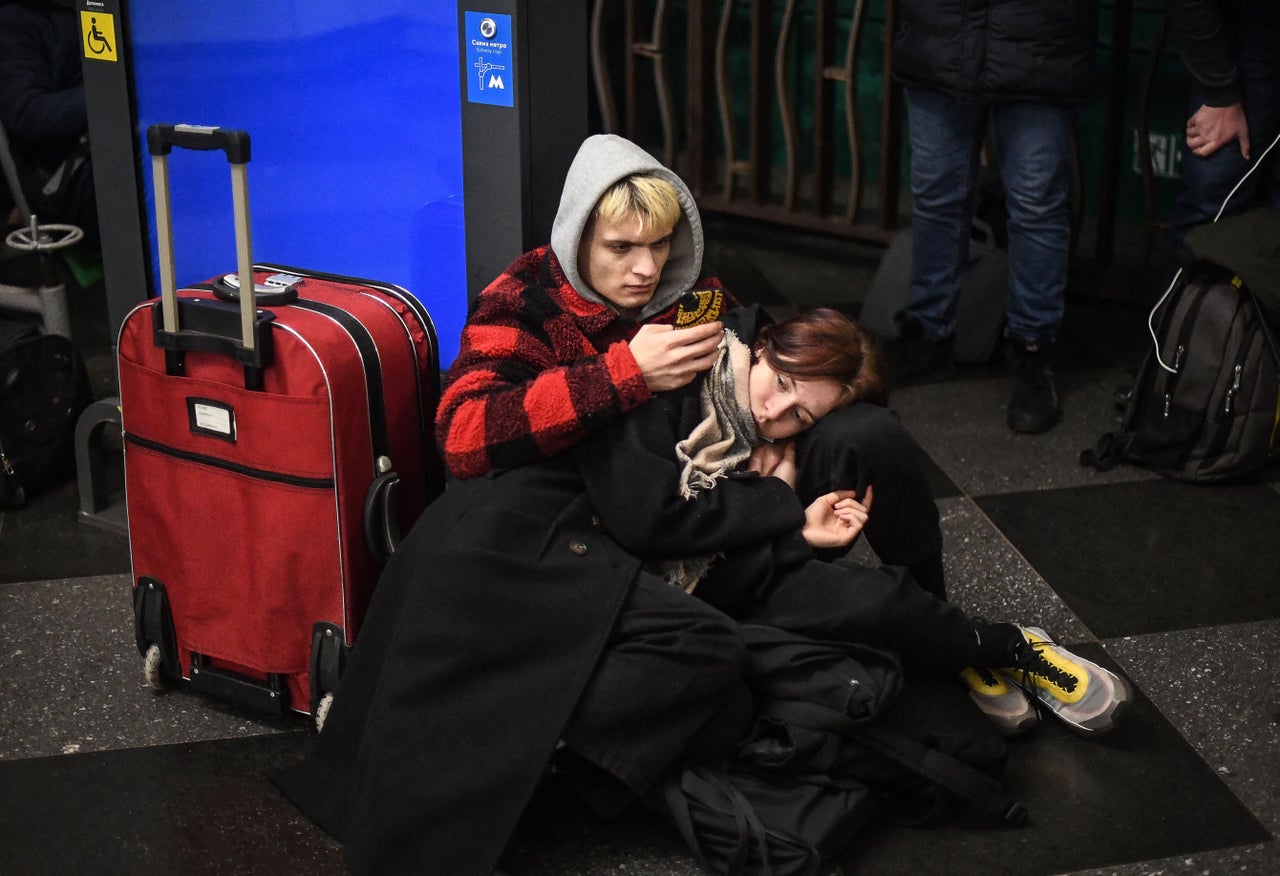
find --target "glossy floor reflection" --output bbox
[1,226,1276,874]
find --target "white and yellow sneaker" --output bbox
[960,666,1039,736]
[1002,626,1132,735]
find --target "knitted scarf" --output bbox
[663,329,757,591]
[675,329,757,498]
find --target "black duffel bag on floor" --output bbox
[654,626,1025,875]
[0,319,92,507]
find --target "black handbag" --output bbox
[0,320,92,508]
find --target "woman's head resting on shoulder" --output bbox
[748,308,886,442]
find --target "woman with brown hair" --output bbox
[275,306,1128,875]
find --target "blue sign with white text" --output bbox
[464,12,513,107]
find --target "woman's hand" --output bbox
[801,485,874,549]
[746,440,797,488]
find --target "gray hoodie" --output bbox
[549,134,704,321]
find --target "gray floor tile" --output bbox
[1061,841,1280,875]
[0,575,296,761]
[1107,621,1280,834]
[838,643,1267,875]
[936,497,1093,642]
[891,368,1161,497]
[0,734,343,875]
[846,496,1091,642]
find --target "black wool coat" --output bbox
[272,309,811,875]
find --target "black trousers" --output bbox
[794,401,946,598]
[562,573,751,799]
[739,560,984,677]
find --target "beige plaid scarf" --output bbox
[663,329,757,591]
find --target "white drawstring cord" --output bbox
[1148,128,1280,374]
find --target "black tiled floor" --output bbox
[2,228,1277,875]
[979,479,1280,637]
[0,734,344,876]
[852,673,1272,872]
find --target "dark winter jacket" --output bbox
[0,0,87,189]
[1167,0,1280,108]
[1186,207,1280,327]
[891,0,1098,106]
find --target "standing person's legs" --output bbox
[990,102,1073,433]
[990,102,1073,346]
[902,88,987,342]
[561,573,751,805]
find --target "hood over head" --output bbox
[549,134,704,320]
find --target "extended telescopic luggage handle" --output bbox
[145,124,406,562]
[146,123,274,385]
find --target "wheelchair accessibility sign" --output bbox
[81,10,117,62]
[464,12,513,108]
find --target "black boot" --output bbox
[887,311,953,385]
[1006,337,1061,434]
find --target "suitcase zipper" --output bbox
[252,264,441,484]
[185,282,394,478]
[124,432,335,488]
[290,298,389,472]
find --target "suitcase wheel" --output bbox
[142,643,170,690]
[310,623,349,732]
[314,692,335,733]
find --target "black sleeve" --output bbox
[1166,0,1240,106]
[0,6,87,147]
[572,391,810,563]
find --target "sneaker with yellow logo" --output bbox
[1002,626,1132,735]
[959,666,1039,736]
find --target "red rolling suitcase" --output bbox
[119,125,442,726]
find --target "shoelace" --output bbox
[1013,641,1079,695]
[971,666,1003,689]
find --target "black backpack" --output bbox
[1082,266,1280,482]
[0,319,93,507]
[655,626,1025,875]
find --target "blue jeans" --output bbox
[904,88,1074,345]
[1172,50,1280,246]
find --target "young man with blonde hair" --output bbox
[436,134,728,478]
[437,133,947,598]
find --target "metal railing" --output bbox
[590,0,1182,265]
[592,0,905,242]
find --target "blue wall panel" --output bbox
[129,2,467,365]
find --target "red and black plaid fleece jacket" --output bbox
[435,245,734,478]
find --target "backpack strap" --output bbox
[663,765,777,876]
[1080,431,1127,472]
[1244,282,1280,364]
[760,698,1028,828]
